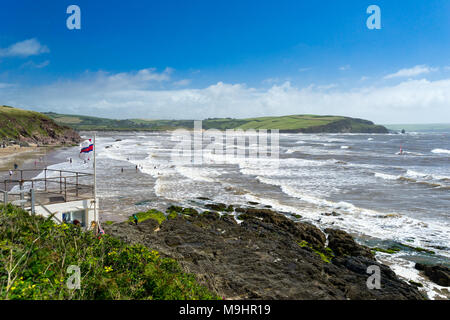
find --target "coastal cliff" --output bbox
[0,105,81,146]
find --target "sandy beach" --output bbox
[0,145,64,190]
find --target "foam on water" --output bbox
[432,148,450,155]
[75,132,449,299]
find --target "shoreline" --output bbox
[0,146,67,189]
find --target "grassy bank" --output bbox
[0,106,80,146]
[0,204,217,300]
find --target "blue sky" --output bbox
[0,0,449,123]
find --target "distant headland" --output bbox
[44,111,389,134]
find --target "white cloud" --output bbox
[0,83,14,89]
[262,77,280,84]
[298,67,311,72]
[384,65,438,79]
[21,60,50,69]
[315,83,338,90]
[2,68,450,124]
[173,79,192,86]
[0,39,49,58]
[339,65,350,71]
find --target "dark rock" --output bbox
[322,211,340,217]
[104,206,423,300]
[182,208,199,216]
[205,203,227,212]
[167,205,183,213]
[415,263,450,287]
[325,228,374,260]
[136,219,159,233]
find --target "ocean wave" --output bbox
[175,166,222,182]
[374,172,398,180]
[404,170,448,181]
[243,191,450,261]
[374,170,449,188]
[431,148,450,155]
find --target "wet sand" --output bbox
[0,146,64,191]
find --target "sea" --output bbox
[34,130,450,299]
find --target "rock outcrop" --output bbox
[415,263,450,287]
[104,205,424,300]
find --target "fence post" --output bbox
[2,191,7,214]
[20,181,24,209]
[31,189,35,215]
[60,171,62,194]
[64,177,67,201]
[44,169,47,191]
[76,173,79,197]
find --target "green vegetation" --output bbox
[298,240,335,263]
[167,212,179,220]
[0,106,79,144]
[396,244,435,255]
[371,243,435,255]
[371,247,401,254]
[45,111,388,133]
[0,204,217,300]
[409,280,424,288]
[128,209,166,225]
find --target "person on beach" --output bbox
[121,168,124,173]
[136,165,138,172]
[133,214,138,225]
[9,170,12,178]
[13,163,18,170]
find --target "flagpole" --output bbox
[94,133,97,227]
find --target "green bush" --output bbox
[0,204,217,300]
[128,209,166,225]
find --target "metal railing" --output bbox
[1,169,94,206]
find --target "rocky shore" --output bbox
[104,202,425,300]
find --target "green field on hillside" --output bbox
[45,112,388,133]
